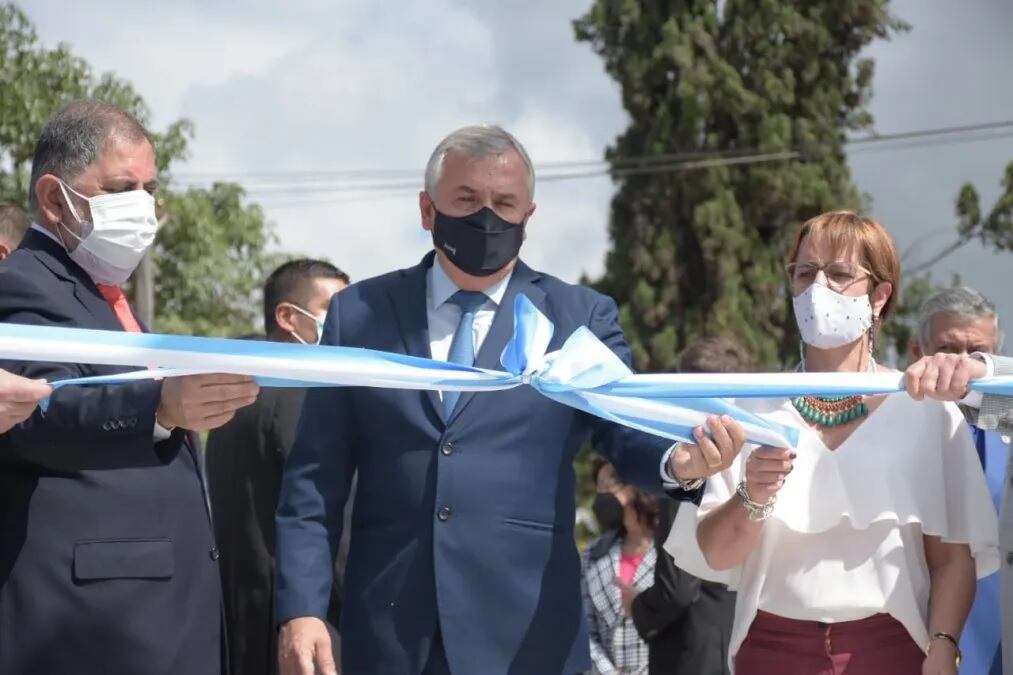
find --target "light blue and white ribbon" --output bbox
[1,294,1010,448]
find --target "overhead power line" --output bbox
[168,119,1013,207]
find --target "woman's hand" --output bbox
[743,446,795,504]
[922,639,959,675]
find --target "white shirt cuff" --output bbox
[153,420,173,441]
[660,443,680,488]
[960,353,995,409]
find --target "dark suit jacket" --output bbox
[0,229,221,675]
[275,252,697,675]
[632,499,735,675]
[207,386,346,675]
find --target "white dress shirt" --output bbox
[665,393,1000,673]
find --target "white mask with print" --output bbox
[58,180,159,286]
[792,283,873,349]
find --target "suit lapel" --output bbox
[23,228,121,330]
[446,260,546,426]
[387,253,442,421]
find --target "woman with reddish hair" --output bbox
[667,211,998,675]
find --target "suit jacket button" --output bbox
[437,506,452,522]
[210,546,220,561]
[440,443,455,456]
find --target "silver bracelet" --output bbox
[736,480,776,521]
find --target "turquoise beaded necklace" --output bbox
[791,354,874,427]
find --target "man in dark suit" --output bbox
[207,259,349,675]
[276,125,747,675]
[0,99,258,674]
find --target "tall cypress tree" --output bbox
[575,1,905,369]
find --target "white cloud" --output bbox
[23,0,1013,349]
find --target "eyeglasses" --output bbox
[785,261,872,292]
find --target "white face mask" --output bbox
[792,282,873,349]
[286,303,327,345]
[58,180,159,286]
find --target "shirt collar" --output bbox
[427,254,513,311]
[31,222,64,247]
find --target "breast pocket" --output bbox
[73,538,174,582]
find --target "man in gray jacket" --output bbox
[906,349,1013,673]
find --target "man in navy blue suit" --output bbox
[0,100,259,674]
[276,125,747,675]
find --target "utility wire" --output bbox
[170,119,1013,191]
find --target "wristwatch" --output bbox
[667,443,705,490]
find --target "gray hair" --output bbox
[28,99,151,215]
[917,286,1003,351]
[424,124,535,199]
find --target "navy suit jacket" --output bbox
[0,229,221,675]
[276,253,694,675]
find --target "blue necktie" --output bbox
[442,290,487,416]
[971,425,987,470]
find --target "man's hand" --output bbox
[743,446,795,505]
[617,579,640,618]
[156,373,258,431]
[905,353,986,402]
[667,415,747,480]
[0,369,51,433]
[279,616,338,675]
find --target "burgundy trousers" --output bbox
[734,610,925,675]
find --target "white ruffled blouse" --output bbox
[664,393,999,672]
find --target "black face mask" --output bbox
[592,492,624,533]
[432,206,524,277]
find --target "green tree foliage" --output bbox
[883,161,1013,364]
[575,1,906,370]
[0,3,280,336]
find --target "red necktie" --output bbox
[95,284,144,333]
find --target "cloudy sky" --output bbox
[25,0,1013,352]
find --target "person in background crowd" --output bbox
[0,99,258,675]
[905,349,1013,675]
[668,211,998,675]
[629,336,748,675]
[0,369,51,434]
[583,458,661,675]
[909,286,1006,674]
[207,259,349,675]
[0,203,29,261]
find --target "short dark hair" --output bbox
[28,99,151,215]
[677,336,754,374]
[0,204,30,248]
[263,259,350,335]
